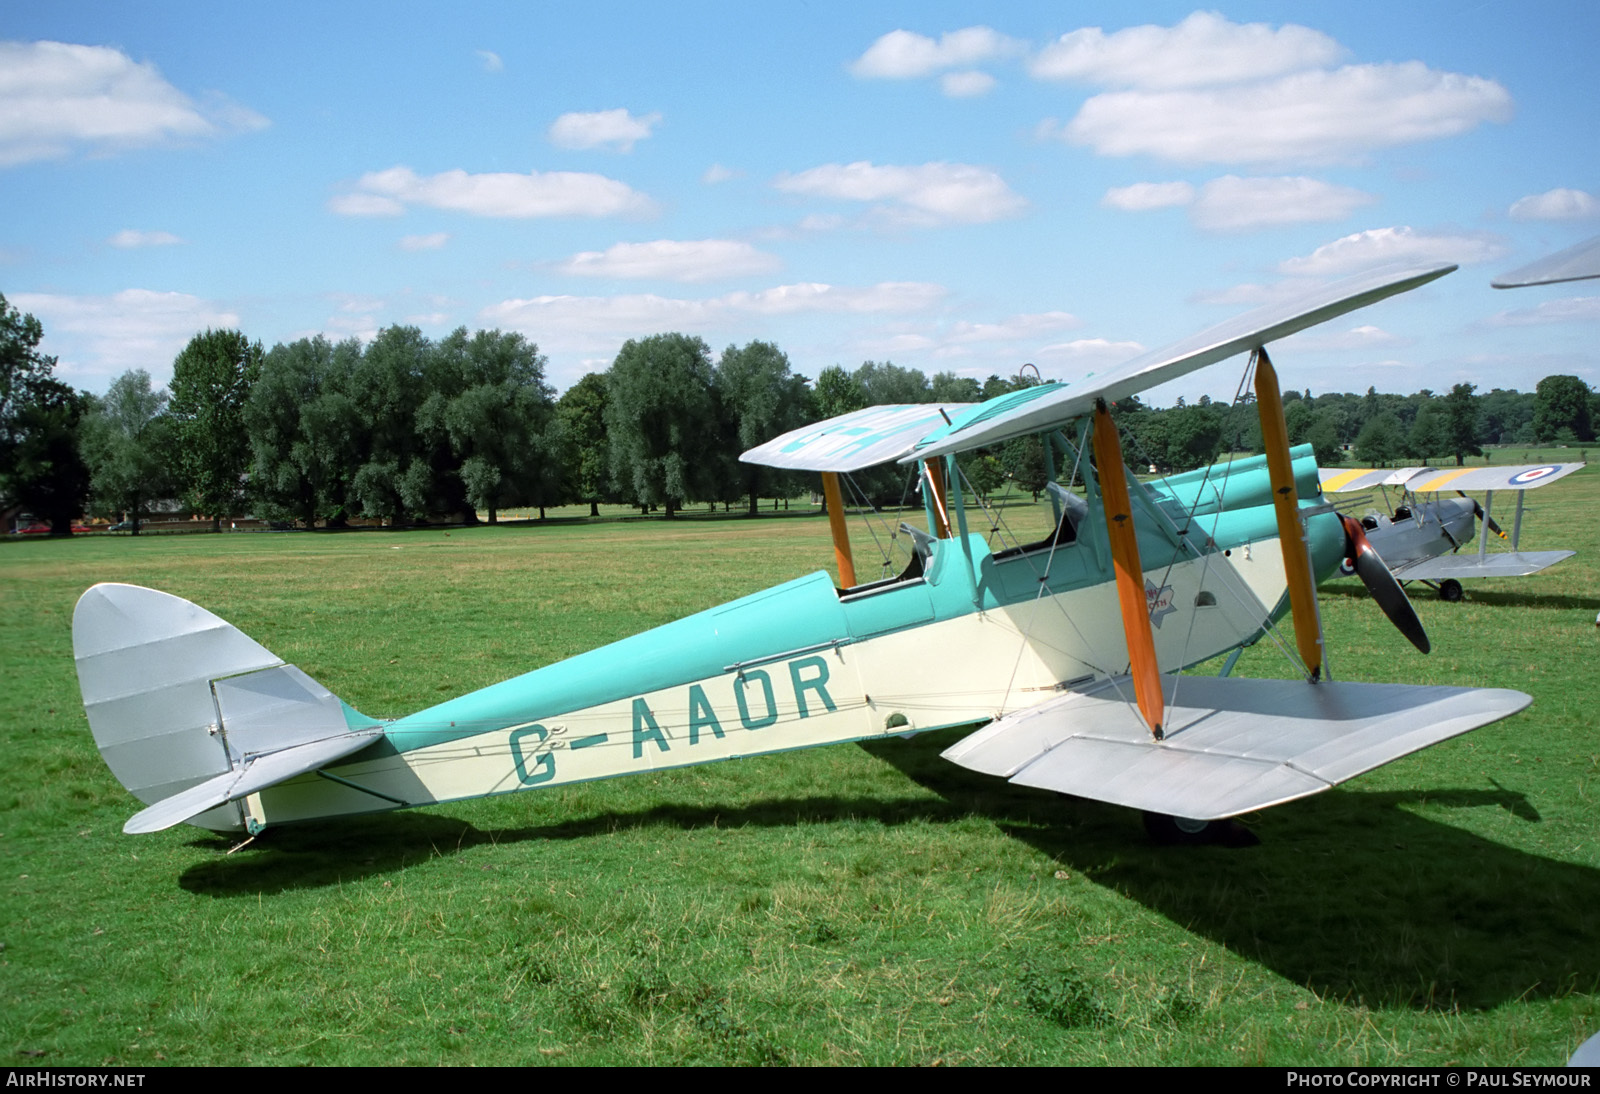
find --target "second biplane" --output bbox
[1318,462,1583,600]
[72,262,1530,842]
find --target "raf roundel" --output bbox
[1508,465,1560,486]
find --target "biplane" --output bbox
[73,262,1531,844]
[1318,463,1583,600]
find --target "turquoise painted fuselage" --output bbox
[381,446,1339,757]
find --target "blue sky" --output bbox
[3,2,1597,407]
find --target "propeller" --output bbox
[1457,491,1506,538]
[1339,514,1431,654]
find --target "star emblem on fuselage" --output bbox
[1146,579,1176,628]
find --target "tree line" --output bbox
[2,292,1596,535]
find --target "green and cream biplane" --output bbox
[73,262,1531,843]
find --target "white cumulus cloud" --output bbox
[1030,12,1343,90]
[1101,181,1195,211]
[330,165,655,219]
[1063,61,1512,167]
[1483,296,1600,327]
[1509,188,1599,221]
[1189,175,1377,232]
[11,288,239,387]
[940,70,996,98]
[1284,323,1406,351]
[557,239,780,282]
[920,312,1083,359]
[851,26,1024,79]
[1277,226,1507,276]
[547,108,661,152]
[482,281,945,351]
[399,232,449,251]
[1035,338,1146,370]
[0,40,268,166]
[108,229,182,248]
[774,161,1026,226]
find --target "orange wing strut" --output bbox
[924,459,954,539]
[820,471,857,589]
[1090,400,1164,740]
[1252,347,1324,680]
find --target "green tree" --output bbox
[1353,412,1406,467]
[1306,408,1343,467]
[169,329,263,530]
[1478,388,1534,445]
[1533,375,1594,442]
[0,296,90,533]
[930,371,981,402]
[348,326,432,523]
[1000,435,1050,499]
[855,360,931,404]
[1442,382,1482,466]
[9,377,90,533]
[1406,401,1452,462]
[605,334,719,519]
[81,369,175,533]
[427,328,555,523]
[715,341,811,515]
[246,336,364,528]
[813,365,866,420]
[557,373,613,517]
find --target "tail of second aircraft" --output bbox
[73,583,386,834]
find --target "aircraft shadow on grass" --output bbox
[861,730,1600,1013]
[181,726,1597,1014]
[1319,581,1600,614]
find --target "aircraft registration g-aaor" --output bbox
[74,262,1531,843]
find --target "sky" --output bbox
[2,1,1597,408]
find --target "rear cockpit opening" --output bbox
[993,484,1087,563]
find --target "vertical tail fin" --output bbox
[73,583,382,833]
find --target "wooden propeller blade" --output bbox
[1341,515,1430,654]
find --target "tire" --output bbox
[1142,812,1260,847]
[1439,579,1463,602]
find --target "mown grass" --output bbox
[2,457,1598,1065]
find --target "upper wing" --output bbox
[1492,233,1600,289]
[1319,463,1584,493]
[906,262,1455,462]
[1318,467,1435,492]
[1403,463,1585,492]
[740,403,973,471]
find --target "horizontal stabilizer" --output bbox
[942,676,1529,821]
[124,728,384,834]
[1395,550,1575,581]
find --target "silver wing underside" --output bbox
[943,676,1530,821]
[1395,550,1576,581]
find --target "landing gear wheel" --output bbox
[1439,579,1463,602]
[1142,812,1260,847]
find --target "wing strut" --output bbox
[1253,347,1324,680]
[923,458,954,539]
[820,472,857,588]
[1090,399,1164,740]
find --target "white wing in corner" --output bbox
[942,676,1530,820]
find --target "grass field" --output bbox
[3,454,1599,1066]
